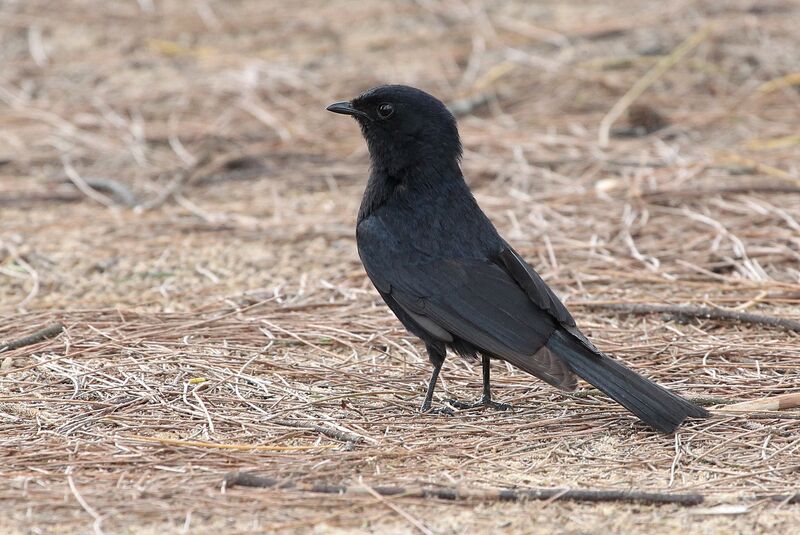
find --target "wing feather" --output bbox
[358,217,576,390]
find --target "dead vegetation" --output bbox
[1,0,799,533]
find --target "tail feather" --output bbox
[547,330,709,433]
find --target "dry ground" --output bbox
[2,0,800,533]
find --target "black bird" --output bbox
[327,85,708,433]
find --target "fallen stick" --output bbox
[223,472,704,505]
[124,435,336,451]
[569,389,733,407]
[83,178,137,206]
[270,418,366,444]
[730,412,800,420]
[583,303,800,333]
[718,153,800,186]
[0,193,83,206]
[56,176,137,206]
[0,322,64,354]
[62,158,117,208]
[757,494,800,504]
[717,393,800,413]
[643,185,800,203]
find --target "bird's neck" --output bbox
[357,169,394,222]
[357,160,462,223]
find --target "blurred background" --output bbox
[2,0,799,309]
[1,1,799,533]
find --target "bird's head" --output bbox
[327,85,462,176]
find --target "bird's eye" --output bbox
[377,102,394,119]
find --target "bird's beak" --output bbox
[326,101,370,120]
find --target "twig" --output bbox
[568,389,733,406]
[0,193,83,206]
[0,322,64,354]
[362,483,435,535]
[224,472,705,505]
[2,244,40,310]
[138,150,214,211]
[270,418,366,444]
[62,158,117,208]
[757,494,800,504]
[528,158,751,172]
[239,99,292,141]
[643,184,800,203]
[56,176,136,206]
[193,155,270,186]
[687,396,736,406]
[122,435,337,451]
[67,474,106,535]
[598,25,710,146]
[757,72,800,93]
[717,393,800,412]
[726,413,800,421]
[448,93,492,118]
[83,178,137,206]
[583,303,800,333]
[716,152,800,186]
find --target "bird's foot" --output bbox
[444,397,512,411]
[420,400,454,416]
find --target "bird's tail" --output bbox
[547,330,709,433]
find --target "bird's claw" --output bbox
[444,397,512,411]
[484,400,512,411]
[420,402,454,416]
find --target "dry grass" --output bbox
[1,0,800,533]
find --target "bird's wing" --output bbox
[497,243,602,354]
[496,243,576,327]
[357,217,576,390]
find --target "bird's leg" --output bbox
[478,355,512,410]
[420,346,453,415]
[420,361,442,412]
[446,355,512,411]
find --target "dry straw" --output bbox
[1,0,799,533]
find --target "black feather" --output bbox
[328,84,709,433]
[547,330,709,433]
